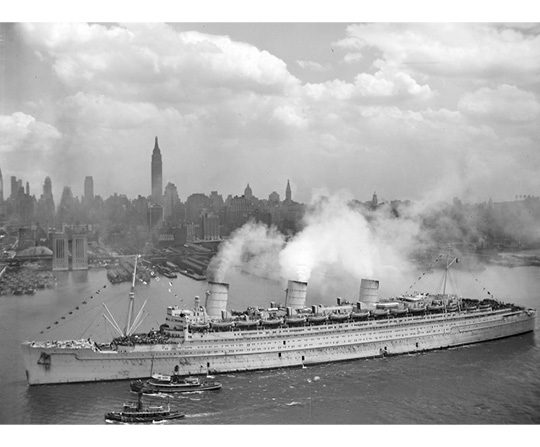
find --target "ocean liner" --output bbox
[21,256,537,385]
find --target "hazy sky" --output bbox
[1,8,539,205]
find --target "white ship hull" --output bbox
[22,307,536,385]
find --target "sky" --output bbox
[1,3,539,206]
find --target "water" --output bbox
[1,265,540,425]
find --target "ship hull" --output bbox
[22,308,536,385]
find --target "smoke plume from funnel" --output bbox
[207,220,285,283]
[207,191,422,300]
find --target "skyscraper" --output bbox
[43,176,52,198]
[84,176,94,202]
[151,136,163,204]
[36,176,55,228]
[10,175,17,198]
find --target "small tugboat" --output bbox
[104,391,185,423]
[130,371,222,394]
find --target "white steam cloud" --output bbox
[208,191,423,300]
[207,221,285,283]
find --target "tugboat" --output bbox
[104,391,185,423]
[130,370,222,394]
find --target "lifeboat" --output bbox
[189,322,210,331]
[234,320,260,329]
[350,310,370,320]
[328,313,350,322]
[261,318,283,327]
[478,304,492,312]
[211,321,235,331]
[390,308,408,317]
[446,304,459,313]
[284,316,306,326]
[427,304,445,313]
[372,308,390,318]
[408,305,426,314]
[307,314,328,324]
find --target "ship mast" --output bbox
[103,255,148,337]
[124,255,139,335]
[442,253,458,296]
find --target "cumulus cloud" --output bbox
[0,112,62,193]
[21,23,300,101]
[4,22,538,204]
[337,23,540,83]
[297,60,330,72]
[0,112,61,161]
[458,84,540,123]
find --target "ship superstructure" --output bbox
[22,260,537,385]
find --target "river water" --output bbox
[1,264,539,429]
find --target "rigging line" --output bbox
[465,269,498,301]
[34,295,106,338]
[79,309,104,339]
[35,283,128,336]
[406,253,444,291]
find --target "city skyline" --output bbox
[1,14,539,205]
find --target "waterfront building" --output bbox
[52,233,69,271]
[151,136,163,204]
[202,212,220,240]
[71,233,88,270]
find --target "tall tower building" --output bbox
[10,175,17,198]
[151,136,163,204]
[285,179,292,203]
[244,183,253,200]
[84,176,94,202]
[0,166,3,201]
[43,176,52,198]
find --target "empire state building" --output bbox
[151,136,163,204]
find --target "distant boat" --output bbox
[130,373,222,394]
[104,391,185,423]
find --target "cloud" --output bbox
[21,23,300,102]
[6,22,539,205]
[297,60,331,72]
[458,84,540,123]
[303,62,431,102]
[0,112,62,194]
[337,23,540,83]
